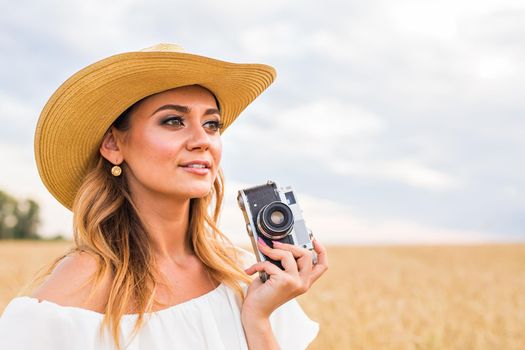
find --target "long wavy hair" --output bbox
[25,91,251,349]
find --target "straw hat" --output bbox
[34,43,276,210]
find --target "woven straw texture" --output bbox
[34,43,276,210]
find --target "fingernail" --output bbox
[257,237,267,246]
[273,241,282,246]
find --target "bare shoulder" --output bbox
[31,251,112,313]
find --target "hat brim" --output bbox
[35,50,276,210]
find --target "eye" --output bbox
[204,120,224,132]
[162,116,184,127]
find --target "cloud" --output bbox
[0,0,523,243]
[219,180,493,244]
[225,98,384,158]
[224,98,460,191]
[333,158,461,191]
[0,92,39,144]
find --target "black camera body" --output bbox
[237,180,316,281]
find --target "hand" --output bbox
[241,237,328,321]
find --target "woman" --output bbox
[0,43,328,349]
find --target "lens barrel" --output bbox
[256,201,294,239]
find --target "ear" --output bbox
[99,128,124,165]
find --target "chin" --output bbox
[183,185,213,199]
[188,191,211,199]
[160,177,215,199]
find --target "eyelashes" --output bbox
[161,116,184,127]
[161,116,223,132]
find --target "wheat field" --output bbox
[1,241,524,349]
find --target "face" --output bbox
[105,85,222,201]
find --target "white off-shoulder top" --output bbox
[0,248,319,350]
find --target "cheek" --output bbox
[212,138,222,168]
[214,138,222,161]
[127,129,183,166]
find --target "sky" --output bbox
[0,0,523,244]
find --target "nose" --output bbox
[185,123,210,151]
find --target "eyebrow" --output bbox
[152,104,221,117]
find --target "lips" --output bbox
[178,160,211,169]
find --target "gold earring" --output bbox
[111,165,122,177]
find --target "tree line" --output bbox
[0,189,41,239]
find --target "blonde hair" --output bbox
[27,143,251,349]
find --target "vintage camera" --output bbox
[237,180,317,281]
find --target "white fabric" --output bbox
[0,248,319,349]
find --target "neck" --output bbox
[130,187,194,262]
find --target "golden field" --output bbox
[1,241,524,349]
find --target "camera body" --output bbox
[237,180,316,281]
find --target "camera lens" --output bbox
[270,211,285,225]
[256,201,294,240]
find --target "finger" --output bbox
[272,241,313,277]
[310,238,328,283]
[244,260,283,277]
[257,238,298,274]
